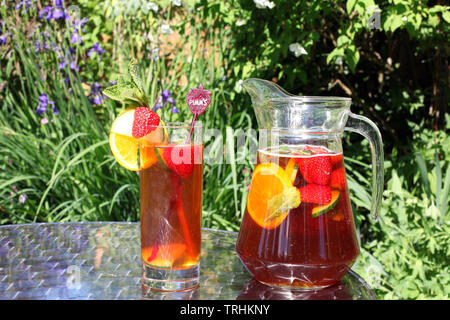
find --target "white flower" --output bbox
[235,79,243,91]
[289,43,307,57]
[18,194,28,204]
[171,0,182,6]
[402,16,408,21]
[145,2,159,13]
[236,19,247,27]
[253,0,275,9]
[160,23,173,35]
[335,56,343,65]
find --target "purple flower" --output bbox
[38,6,53,20]
[161,89,176,106]
[71,31,82,44]
[153,103,163,111]
[67,47,76,57]
[91,82,101,94]
[69,61,79,72]
[92,95,103,105]
[52,105,60,115]
[36,94,58,116]
[34,40,41,53]
[0,34,6,45]
[55,0,64,8]
[36,94,49,115]
[109,80,117,86]
[155,89,177,110]
[52,8,66,20]
[15,0,33,11]
[151,48,160,66]
[38,1,67,20]
[73,17,89,33]
[88,83,103,105]
[161,89,171,103]
[87,43,106,59]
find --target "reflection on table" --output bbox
[0,222,376,300]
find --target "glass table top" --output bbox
[0,222,377,300]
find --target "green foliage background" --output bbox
[0,0,449,299]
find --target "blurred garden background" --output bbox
[0,0,449,299]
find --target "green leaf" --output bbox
[391,170,403,196]
[346,0,357,15]
[102,84,124,102]
[120,87,145,104]
[415,152,431,195]
[326,47,344,64]
[443,10,450,24]
[440,163,450,216]
[345,45,360,72]
[265,187,300,222]
[427,13,440,28]
[128,60,144,93]
[337,35,351,47]
[435,152,442,210]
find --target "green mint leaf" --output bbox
[103,61,149,107]
[102,85,124,102]
[128,60,145,93]
[103,82,145,106]
[265,187,300,222]
[120,87,145,105]
[117,75,130,86]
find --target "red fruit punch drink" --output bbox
[236,145,360,289]
[140,142,203,292]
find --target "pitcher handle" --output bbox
[345,113,384,221]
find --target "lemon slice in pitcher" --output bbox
[109,108,168,171]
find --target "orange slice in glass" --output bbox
[142,243,186,268]
[247,163,301,229]
[109,108,167,171]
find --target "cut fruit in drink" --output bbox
[142,243,187,268]
[302,145,329,154]
[247,163,300,230]
[109,108,168,171]
[312,190,341,218]
[285,158,299,184]
[330,167,346,190]
[299,184,332,204]
[295,155,332,186]
[157,144,203,178]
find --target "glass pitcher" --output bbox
[236,78,383,290]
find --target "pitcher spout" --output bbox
[242,78,352,133]
[242,78,292,107]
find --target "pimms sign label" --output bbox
[186,84,212,116]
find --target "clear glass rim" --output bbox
[149,121,203,129]
[269,96,352,105]
[266,128,345,135]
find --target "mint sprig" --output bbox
[103,61,149,108]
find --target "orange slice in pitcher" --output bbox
[247,163,301,229]
[109,108,168,171]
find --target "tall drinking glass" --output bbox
[140,122,203,292]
